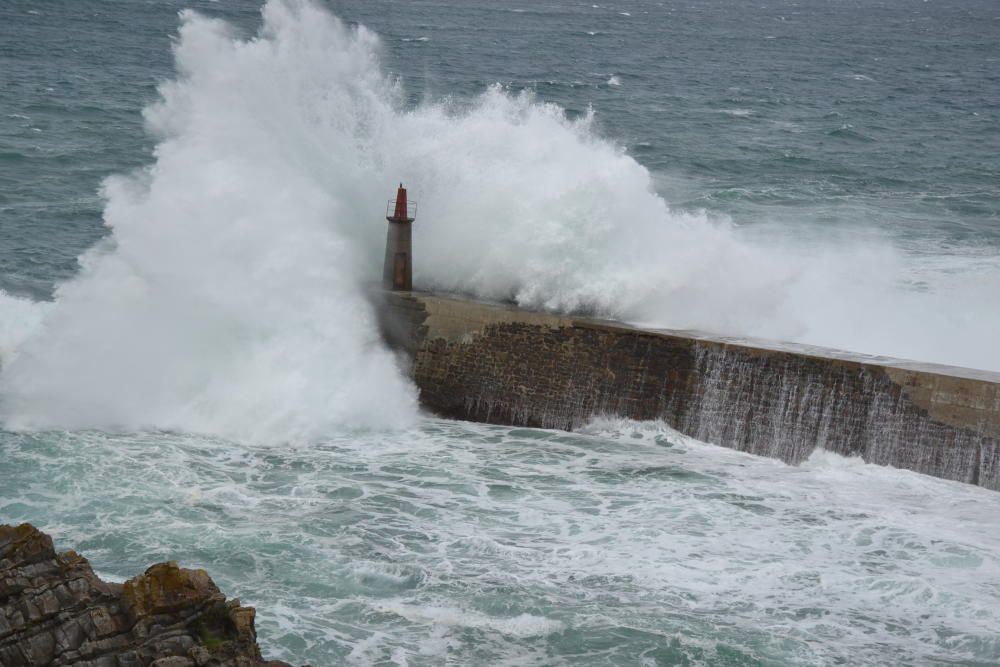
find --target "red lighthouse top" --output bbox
[386,184,416,223]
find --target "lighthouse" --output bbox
[382,183,416,290]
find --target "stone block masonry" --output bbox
[376,291,1000,491]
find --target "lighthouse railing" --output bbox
[386,199,418,220]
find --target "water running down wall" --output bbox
[377,291,1000,491]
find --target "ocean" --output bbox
[1,0,999,664]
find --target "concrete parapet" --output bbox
[376,291,1000,491]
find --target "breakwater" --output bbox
[377,291,1000,490]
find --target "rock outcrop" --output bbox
[0,523,298,667]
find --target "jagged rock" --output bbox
[0,523,300,667]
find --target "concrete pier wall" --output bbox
[377,291,1000,491]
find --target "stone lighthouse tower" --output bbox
[382,183,416,290]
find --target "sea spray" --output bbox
[0,289,47,366]
[199,1,1000,372]
[0,2,418,441]
[2,0,999,441]
[393,90,1000,369]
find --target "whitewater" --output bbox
[2,0,1000,664]
[4,419,1000,664]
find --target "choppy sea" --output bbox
[1,1,999,664]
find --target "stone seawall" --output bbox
[376,291,1000,491]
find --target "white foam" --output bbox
[7,419,1000,664]
[93,569,128,584]
[375,601,565,638]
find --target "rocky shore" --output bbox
[0,523,300,667]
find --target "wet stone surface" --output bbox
[0,523,299,667]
